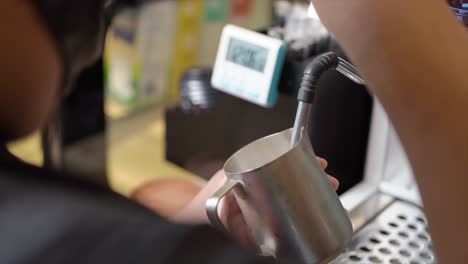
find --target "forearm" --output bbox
[311,0,468,261]
[132,178,204,219]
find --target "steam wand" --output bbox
[290,52,366,148]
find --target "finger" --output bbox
[316,157,328,169]
[327,175,340,190]
[227,211,259,250]
[219,192,241,226]
[219,193,258,250]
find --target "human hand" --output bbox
[171,157,339,249]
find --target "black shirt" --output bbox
[0,148,272,264]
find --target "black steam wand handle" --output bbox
[290,52,340,148]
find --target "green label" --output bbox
[204,0,228,22]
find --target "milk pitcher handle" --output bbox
[206,181,240,232]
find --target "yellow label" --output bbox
[170,0,204,101]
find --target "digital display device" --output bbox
[448,0,468,26]
[226,38,269,73]
[211,25,286,107]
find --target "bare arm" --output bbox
[310,0,468,262]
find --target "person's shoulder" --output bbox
[0,151,152,218]
[0,151,271,264]
[0,151,169,263]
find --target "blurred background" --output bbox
[8,0,288,196]
[7,0,467,198]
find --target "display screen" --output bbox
[448,0,468,26]
[226,38,269,73]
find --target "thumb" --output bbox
[327,175,340,190]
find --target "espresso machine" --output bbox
[330,100,435,264]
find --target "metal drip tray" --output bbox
[332,200,436,264]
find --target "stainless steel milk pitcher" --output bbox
[206,128,352,264]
